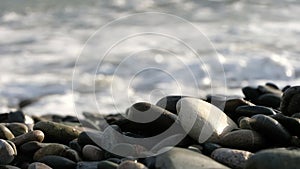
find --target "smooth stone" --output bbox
[82,145,104,161]
[38,155,76,169]
[257,85,282,96]
[0,139,16,165]
[0,125,14,140]
[10,130,44,146]
[4,123,28,137]
[155,147,229,169]
[270,114,300,137]
[242,86,261,103]
[155,96,186,114]
[118,161,148,169]
[77,131,99,146]
[224,98,254,115]
[123,102,183,137]
[107,158,122,164]
[281,86,300,116]
[77,162,99,169]
[69,139,82,153]
[34,143,80,162]
[245,148,300,169]
[187,144,203,153]
[28,162,52,169]
[249,115,291,145]
[265,82,280,90]
[257,93,281,109]
[220,129,267,151]
[177,98,237,143]
[7,110,25,123]
[0,165,21,169]
[235,105,276,118]
[97,161,119,169]
[33,121,81,144]
[202,142,222,156]
[211,148,253,169]
[20,141,49,153]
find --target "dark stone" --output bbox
[10,130,44,147]
[242,86,261,103]
[249,115,291,145]
[265,82,280,90]
[28,162,52,169]
[20,141,49,153]
[270,114,300,137]
[257,93,281,109]
[97,161,118,169]
[0,124,14,140]
[281,86,300,116]
[69,139,82,153]
[5,123,28,137]
[38,155,76,169]
[245,148,300,169]
[8,110,25,123]
[224,98,254,116]
[202,142,222,156]
[155,96,186,114]
[257,85,282,96]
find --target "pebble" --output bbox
[257,93,281,109]
[77,161,99,169]
[220,129,267,151]
[38,155,76,169]
[270,113,300,137]
[33,121,81,144]
[224,98,254,116]
[33,143,80,162]
[10,130,44,147]
[155,96,186,114]
[235,105,276,119]
[117,161,148,169]
[242,86,261,103]
[245,148,300,169]
[0,139,17,165]
[69,139,82,153]
[177,98,237,143]
[155,147,229,169]
[97,160,119,169]
[20,141,49,153]
[28,162,52,169]
[4,123,28,137]
[238,117,252,129]
[211,148,253,169]
[82,145,104,161]
[281,86,300,116]
[0,165,21,169]
[202,142,222,156]
[249,115,291,145]
[0,124,14,140]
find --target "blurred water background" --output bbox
[0,0,299,116]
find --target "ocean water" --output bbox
[0,0,299,116]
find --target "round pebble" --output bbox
[28,162,52,169]
[281,86,300,116]
[82,144,104,161]
[38,155,76,169]
[0,124,14,140]
[118,160,148,169]
[5,123,28,137]
[0,139,17,165]
[10,130,44,146]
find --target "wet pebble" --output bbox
[257,93,281,109]
[202,142,222,156]
[4,123,28,137]
[0,139,17,165]
[281,86,300,116]
[270,113,300,137]
[211,148,253,169]
[0,124,14,140]
[235,105,276,119]
[10,130,44,147]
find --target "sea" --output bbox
[0,0,299,116]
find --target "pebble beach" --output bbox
[0,83,300,169]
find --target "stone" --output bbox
[177,98,237,143]
[211,148,253,169]
[110,143,139,158]
[257,85,282,96]
[28,162,52,169]
[257,93,281,109]
[5,123,28,137]
[270,113,300,137]
[187,144,203,153]
[155,96,186,114]
[245,148,300,169]
[77,162,99,169]
[202,142,222,156]
[281,86,300,116]
[38,155,76,169]
[7,111,25,123]
[118,161,148,169]
[0,124,14,140]
[33,143,80,162]
[33,121,81,144]
[10,130,44,146]
[249,115,291,145]
[235,105,276,119]
[0,139,17,165]
[0,165,21,169]
[155,147,229,169]
[242,86,261,103]
[97,161,119,169]
[220,129,267,151]
[82,145,104,161]
[265,82,280,90]
[238,117,252,129]
[69,139,82,153]
[224,98,254,116]
[20,141,49,153]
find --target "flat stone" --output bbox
[118,161,148,169]
[211,148,253,169]
[5,123,28,137]
[20,141,49,153]
[0,139,16,165]
[249,115,291,145]
[28,162,52,169]
[281,86,300,116]
[224,98,254,117]
[202,142,222,156]
[38,155,76,169]
[155,147,229,169]
[97,161,119,169]
[220,129,267,151]
[245,148,300,169]
[177,98,237,143]
[33,121,81,144]
[270,113,300,137]
[0,165,21,169]
[77,162,99,169]
[10,130,44,147]
[257,93,281,109]
[235,105,276,119]
[82,145,104,161]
